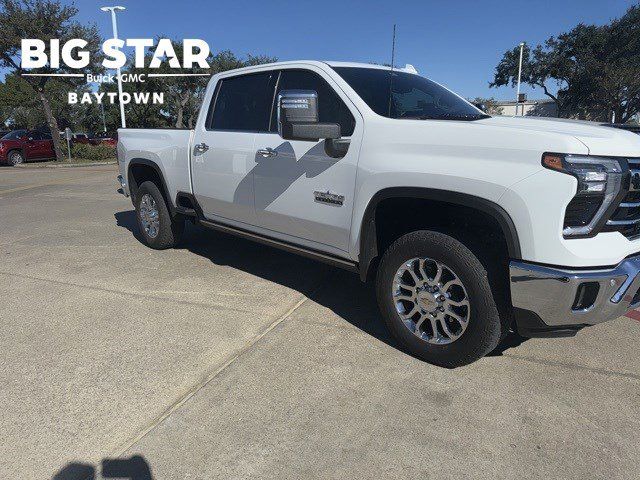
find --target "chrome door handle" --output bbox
[194,142,209,154]
[257,147,278,158]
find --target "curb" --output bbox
[14,160,117,169]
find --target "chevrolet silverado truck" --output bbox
[117,61,640,367]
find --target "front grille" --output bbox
[604,158,640,238]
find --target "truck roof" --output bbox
[215,60,419,77]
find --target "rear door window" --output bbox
[208,71,278,132]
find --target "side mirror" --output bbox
[278,90,341,142]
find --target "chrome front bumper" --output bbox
[510,255,640,329]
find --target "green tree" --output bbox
[468,97,503,116]
[490,4,640,122]
[100,49,277,129]
[0,0,103,159]
[151,47,277,128]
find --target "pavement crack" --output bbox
[503,353,640,381]
[110,274,329,457]
[0,270,251,314]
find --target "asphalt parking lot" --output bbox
[0,164,639,479]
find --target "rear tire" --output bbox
[134,181,184,249]
[8,150,24,166]
[376,230,506,368]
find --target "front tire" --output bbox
[376,230,506,368]
[134,181,184,249]
[8,151,24,166]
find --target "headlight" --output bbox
[542,153,626,238]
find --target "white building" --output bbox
[494,99,558,117]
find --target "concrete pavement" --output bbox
[0,165,638,479]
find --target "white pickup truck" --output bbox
[117,61,640,367]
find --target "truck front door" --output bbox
[252,67,362,254]
[191,71,278,226]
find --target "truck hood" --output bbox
[477,116,640,157]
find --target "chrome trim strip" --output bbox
[619,201,640,208]
[606,218,640,226]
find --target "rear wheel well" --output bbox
[128,162,168,207]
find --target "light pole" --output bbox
[100,6,126,129]
[515,42,525,116]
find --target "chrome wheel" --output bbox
[392,257,471,345]
[9,151,24,165]
[139,193,160,238]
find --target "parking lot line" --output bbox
[0,179,85,195]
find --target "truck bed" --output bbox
[117,128,194,202]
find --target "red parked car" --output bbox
[0,130,55,166]
[91,131,118,147]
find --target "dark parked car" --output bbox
[0,130,55,166]
[91,131,118,147]
[72,133,91,145]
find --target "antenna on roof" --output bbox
[390,24,396,70]
[387,24,396,117]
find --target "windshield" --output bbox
[2,130,26,140]
[332,67,489,121]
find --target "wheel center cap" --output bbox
[417,291,439,312]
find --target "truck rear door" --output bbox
[191,71,278,226]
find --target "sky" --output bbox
[32,0,640,100]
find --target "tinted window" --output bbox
[271,69,355,136]
[40,133,51,140]
[30,132,42,140]
[2,130,26,140]
[209,71,278,132]
[333,67,487,121]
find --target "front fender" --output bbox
[354,185,522,281]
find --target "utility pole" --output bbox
[100,6,127,128]
[515,42,525,116]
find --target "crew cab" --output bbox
[0,130,55,166]
[117,61,640,367]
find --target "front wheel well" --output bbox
[360,193,518,283]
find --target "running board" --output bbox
[198,218,358,273]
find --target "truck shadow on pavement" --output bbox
[114,210,527,363]
[53,455,153,480]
